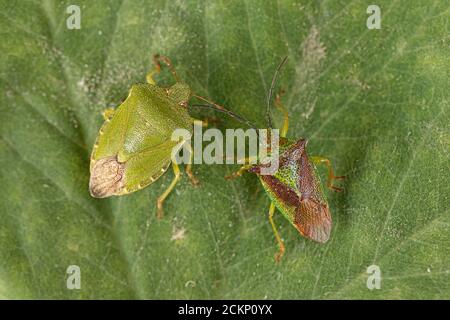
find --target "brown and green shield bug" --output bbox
[89,55,239,218]
[224,57,345,262]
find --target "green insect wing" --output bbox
[249,138,331,243]
[89,82,193,198]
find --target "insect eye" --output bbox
[297,138,308,148]
[292,149,302,160]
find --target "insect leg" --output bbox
[274,89,289,138]
[185,146,199,186]
[310,156,345,192]
[101,108,115,121]
[156,162,182,219]
[268,202,285,262]
[223,155,258,164]
[224,164,253,180]
[146,54,181,84]
[155,54,181,83]
[191,117,209,127]
[146,55,162,85]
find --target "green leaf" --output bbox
[0,0,449,299]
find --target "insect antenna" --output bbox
[266,56,288,129]
[191,95,258,130]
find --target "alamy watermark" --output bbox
[366,264,381,290]
[66,265,81,289]
[171,121,280,175]
[366,5,381,29]
[66,5,81,30]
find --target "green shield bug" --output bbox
[224,57,345,262]
[89,55,241,218]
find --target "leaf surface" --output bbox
[0,0,449,299]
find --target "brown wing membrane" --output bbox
[89,156,125,198]
[294,199,331,243]
[291,138,332,243]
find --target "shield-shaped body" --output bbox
[89,82,193,197]
[249,138,331,243]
